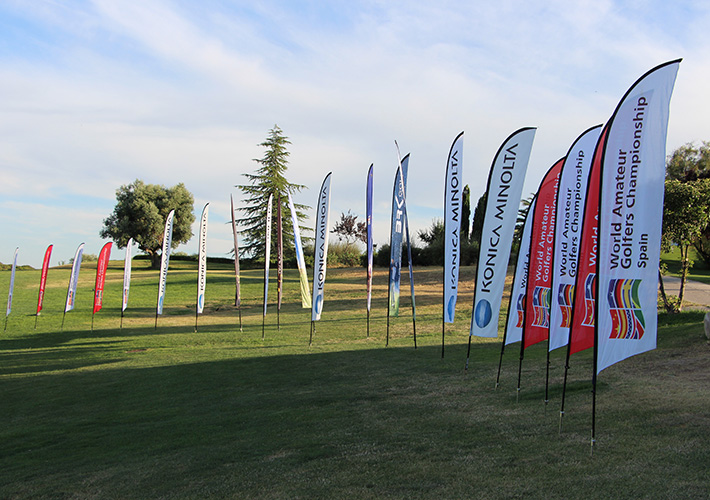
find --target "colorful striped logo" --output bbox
[607,278,646,340]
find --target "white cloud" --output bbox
[1,0,710,266]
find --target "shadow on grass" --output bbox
[0,328,709,499]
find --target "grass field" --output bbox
[0,260,708,499]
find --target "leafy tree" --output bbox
[100,180,195,269]
[665,142,710,266]
[661,179,710,311]
[666,141,710,182]
[513,194,535,245]
[461,185,471,241]
[471,192,486,244]
[236,125,310,259]
[416,219,444,266]
[332,210,367,250]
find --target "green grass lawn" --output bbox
[0,261,708,498]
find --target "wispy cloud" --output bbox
[1,0,709,265]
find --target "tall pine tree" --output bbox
[236,125,310,259]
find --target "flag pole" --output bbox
[591,334,598,455]
[559,339,573,434]
[495,342,506,388]
[517,336,525,403]
[386,229,392,347]
[404,211,417,349]
[544,344,551,411]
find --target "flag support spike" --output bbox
[464,336,472,374]
[238,306,242,332]
[4,316,8,332]
[194,306,198,333]
[120,310,124,330]
[309,320,314,347]
[366,309,370,338]
[61,311,67,330]
[262,313,265,340]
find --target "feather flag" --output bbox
[503,197,537,345]
[230,195,241,308]
[311,173,333,322]
[197,203,209,315]
[36,244,53,316]
[523,159,564,349]
[93,242,112,314]
[287,193,311,308]
[568,126,606,356]
[156,210,175,317]
[596,60,680,373]
[5,247,18,322]
[122,238,134,313]
[366,164,374,315]
[65,243,85,313]
[548,126,602,351]
[444,132,464,323]
[388,155,409,317]
[277,196,283,317]
[263,194,273,319]
[471,128,536,338]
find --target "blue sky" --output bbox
[1,0,709,266]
